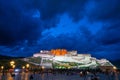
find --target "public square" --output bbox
[0,70,120,80]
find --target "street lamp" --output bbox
[1,66,4,73]
[113,66,118,80]
[113,66,117,70]
[1,66,4,69]
[22,66,25,69]
[41,66,45,70]
[10,60,15,66]
[26,64,30,68]
[12,65,15,69]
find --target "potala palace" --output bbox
[26,49,115,70]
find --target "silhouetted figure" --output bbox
[29,74,33,80]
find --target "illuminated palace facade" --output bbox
[32,49,114,70]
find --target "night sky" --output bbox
[0,0,120,60]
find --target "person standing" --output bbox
[29,73,33,80]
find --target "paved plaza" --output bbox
[0,71,120,80]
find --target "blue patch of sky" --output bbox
[42,13,103,37]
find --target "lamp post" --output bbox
[1,66,4,73]
[1,66,4,70]
[113,66,117,70]
[113,66,118,80]
[26,64,30,72]
[10,60,15,66]
[10,60,15,73]
[41,66,45,70]
[12,65,15,69]
[22,66,25,69]
[26,64,30,71]
[26,64,30,68]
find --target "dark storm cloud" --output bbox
[39,27,98,53]
[0,0,120,60]
[96,23,120,45]
[91,43,120,60]
[38,0,120,60]
[0,0,89,56]
[86,0,120,21]
[84,0,120,60]
[93,21,120,60]
[0,0,42,46]
[0,0,88,45]
[34,0,88,21]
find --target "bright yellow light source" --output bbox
[22,66,25,69]
[1,66,4,69]
[113,66,117,70]
[10,61,15,66]
[26,64,30,68]
[42,66,45,69]
[12,65,15,68]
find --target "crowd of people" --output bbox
[0,69,120,80]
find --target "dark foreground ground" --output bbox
[0,69,120,80]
